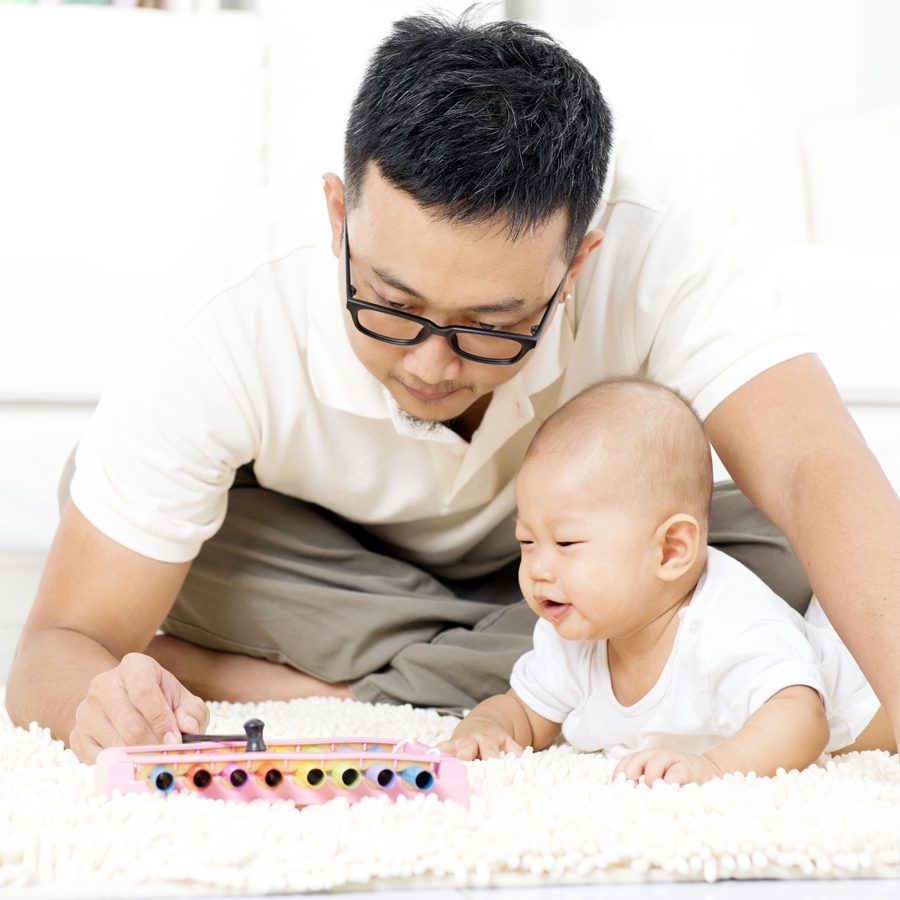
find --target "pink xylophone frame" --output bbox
[95,732,469,809]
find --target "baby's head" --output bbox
[515,377,712,641]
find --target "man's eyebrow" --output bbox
[371,265,528,314]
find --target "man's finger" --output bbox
[173,690,209,736]
[120,661,180,742]
[154,659,209,736]
[69,729,106,766]
[106,697,170,747]
[70,705,121,764]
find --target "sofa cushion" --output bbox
[0,6,266,401]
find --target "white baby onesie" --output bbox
[509,547,879,757]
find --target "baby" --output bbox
[439,377,895,784]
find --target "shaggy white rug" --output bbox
[2,692,899,896]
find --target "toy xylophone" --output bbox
[94,718,468,809]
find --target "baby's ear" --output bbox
[653,514,701,581]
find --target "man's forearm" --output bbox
[5,627,118,743]
[787,446,900,736]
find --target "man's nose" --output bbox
[402,334,462,384]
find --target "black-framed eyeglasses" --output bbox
[343,217,568,366]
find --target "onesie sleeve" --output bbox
[708,619,827,735]
[509,619,587,723]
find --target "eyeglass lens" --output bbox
[355,306,530,360]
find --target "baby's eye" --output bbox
[516,537,533,546]
[556,541,583,548]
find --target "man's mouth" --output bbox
[398,379,460,402]
[404,384,458,402]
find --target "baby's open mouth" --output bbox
[540,598,571,620]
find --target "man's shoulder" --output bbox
[134,240,332,396]
[595,138,730,243]
[597,138,692,221]
[166,241,321,326]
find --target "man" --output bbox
[7,14,899,764]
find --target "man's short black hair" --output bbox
[344,11,614,261]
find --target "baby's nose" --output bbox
[527,553,555,583]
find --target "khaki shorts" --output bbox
[59,458,811,711]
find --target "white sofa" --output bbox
[0,1,897,551]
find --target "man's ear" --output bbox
[653,513,702,582]
[322,172,345,259]
[561,228,604,301]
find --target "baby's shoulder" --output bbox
[686,548,807,644]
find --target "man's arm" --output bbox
[705,353,900,743]
[5,501,206,762]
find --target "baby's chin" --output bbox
[537,603,613,641]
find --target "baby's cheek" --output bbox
[517,567,531,602]
[564,561,598,601]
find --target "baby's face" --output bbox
[514,456,660,642]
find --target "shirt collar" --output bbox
[306,243,394,419]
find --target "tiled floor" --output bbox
[2,553,897,900]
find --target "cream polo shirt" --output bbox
[70,150,813,573]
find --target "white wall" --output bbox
[1,0,898,551]
[508,0,900,488]
[0,2,487,551]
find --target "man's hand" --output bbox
[69,652,209,764]
[612,748,724,785]
[437,715,526,761]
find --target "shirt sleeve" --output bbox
[509,619,588,724]
[708,618,827,736]
[69,305,259,563]
[635,189,814,420]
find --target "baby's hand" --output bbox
[613,748,724,786]
[437,717,525,761]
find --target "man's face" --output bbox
[324,166,588,424]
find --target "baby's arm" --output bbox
[438,689,562,761]
[704,683,830,776]
[615,684,830,785]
